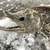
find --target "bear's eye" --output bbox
[19,17,24,21]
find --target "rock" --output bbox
[0,0,50,50]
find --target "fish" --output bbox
[0,8,41,33]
